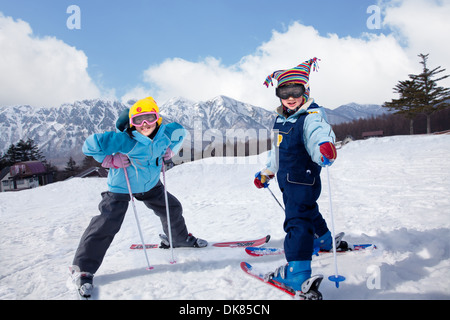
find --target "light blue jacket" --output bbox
[82,123,186,194]
[266,99,336,173]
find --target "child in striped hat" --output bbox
[254,58,341,298]
[263,57,319,116]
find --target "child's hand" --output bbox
[102,153,130,169]
[163,148,175,161]
[254,169,275,189]
[319,142,337,166]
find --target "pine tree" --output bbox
[80,155,99,170]
[383,80,423,134]
[410,54,450,133]
[64,157,79,174]
[0,139,46,169]
[2,144,19,166]
[16,139,45,162]
[383,53,450,134]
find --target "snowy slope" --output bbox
[0,134,449,300]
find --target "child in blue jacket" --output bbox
[72,97,206,297]
[254,58,340,295]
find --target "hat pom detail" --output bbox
[263,57,320,89]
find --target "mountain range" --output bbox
[325,102,389,124]
[0,96,387,166]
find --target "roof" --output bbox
[74,167,108,178]
[10,161,47,177]
[0,167,10,180]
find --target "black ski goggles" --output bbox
[276,84,305,99]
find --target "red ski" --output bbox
[130,235,270,250]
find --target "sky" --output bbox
[0,0,449,110]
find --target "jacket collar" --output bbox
[276,98,315,119]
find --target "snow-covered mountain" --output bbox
[324,103,390,125]
[0,96,384,165]
[0,99,124,165]
[161,96,275,132]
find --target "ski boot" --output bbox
[159,233,208,249]
[71,269,94,298]
[264,260,323,300]
[314,231,348,253]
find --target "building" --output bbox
[362,130,384,139]
[0,161,53,192]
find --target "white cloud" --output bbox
[248,23,414,109]
[0,13,101,107]
[126,23,412,110]
[124,0,450,110]
[120,86,152,105]
[382,0,450,73]
[141,56,252,105]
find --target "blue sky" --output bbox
[1,0,449,109]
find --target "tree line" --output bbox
[333,107,450,141]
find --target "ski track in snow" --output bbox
[0,134,449,300]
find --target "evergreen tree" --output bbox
[0,139,46,169]
[383,53,450,134]
[16,139,45,162]
[410,53,450,133]
[64,157,79,175]
[59,156,80,180]
[383,80,423,134]
[80,155,100,170]
[2,144,19,166]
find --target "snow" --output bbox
[0,134,449,300]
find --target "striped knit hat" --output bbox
[263,57,320,100]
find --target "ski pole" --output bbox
[162,161,176,264]
[267,185,285,211]
[325,165,345,288]
[123,166,153,270]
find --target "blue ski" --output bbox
[245,243,376,257]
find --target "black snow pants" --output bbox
[72,180,188,274]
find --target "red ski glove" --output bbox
[254,169,275,189]
[319,142,337,166]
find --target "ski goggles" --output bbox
[276,84,305,99]
[130,112,160,127]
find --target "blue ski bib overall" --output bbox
[273,106,329,261]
